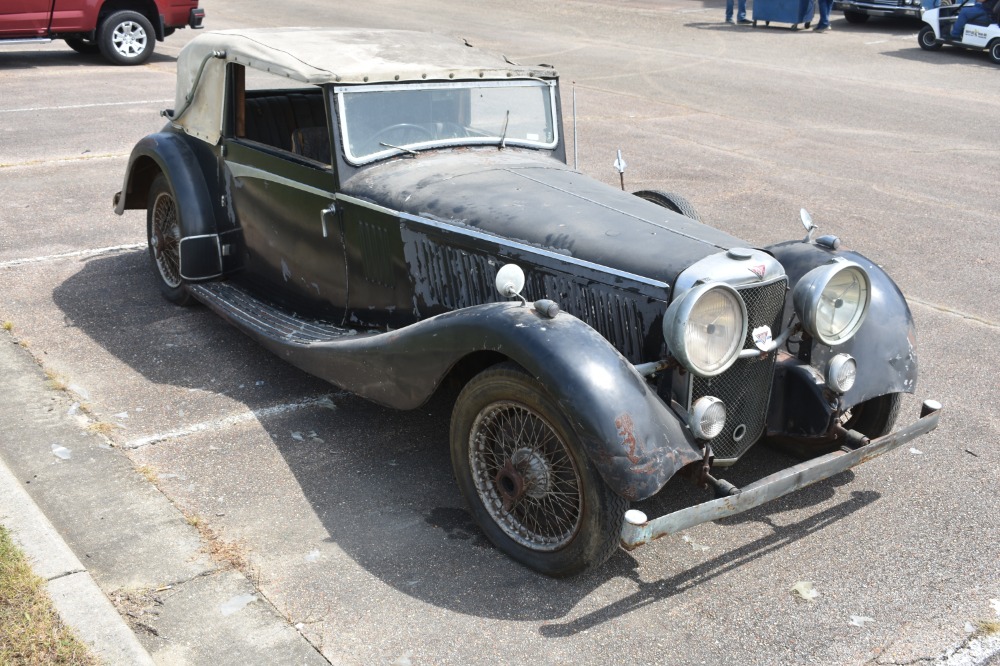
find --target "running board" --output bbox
[187,282,356,346]
[2,38,53,45]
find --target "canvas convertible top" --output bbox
[170,28,557,144]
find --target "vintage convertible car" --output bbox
[113,28,940,576]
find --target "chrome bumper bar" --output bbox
[620,400,942,550]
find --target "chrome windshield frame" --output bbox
[333,79,559,166]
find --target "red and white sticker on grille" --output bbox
[752,325,773,351]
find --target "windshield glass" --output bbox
[336,80,558,164]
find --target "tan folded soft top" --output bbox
[170,28,557,144]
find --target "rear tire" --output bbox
[450,363,627,577]
[919,26,943,50]
[844,10,870,23]
[64,37,100,55]
[97,10,155,66]
[843,393,902,439]
[147,174,192,306]
[633,189,702,222]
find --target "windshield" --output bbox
[336,80,558,164]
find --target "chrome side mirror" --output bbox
[495,263,527,305]
[800,208,817,243]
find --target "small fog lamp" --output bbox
[827,354,857,394]
[690,396,727,440]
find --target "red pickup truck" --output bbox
[0,0,204,65]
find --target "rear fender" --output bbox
[114,132,222,279]
[220,300,703,501]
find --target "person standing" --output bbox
[814,0,834,31]
[951,0,997,39]
[726,0,753,24]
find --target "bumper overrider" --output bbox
[620,399,941,549]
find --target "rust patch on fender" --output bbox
[615,413,642,465]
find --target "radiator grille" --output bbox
[690,278,788,461]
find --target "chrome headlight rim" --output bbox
[792,260,872,346]
[663,281,748,378]
[689,395,727,440]
[827,353,857,394]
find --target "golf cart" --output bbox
[919,0,1000,63]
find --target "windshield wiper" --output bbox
[498,110,510,151]
[379,141,418,156]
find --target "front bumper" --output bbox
[620,399,941,549]
[833,1,921,15]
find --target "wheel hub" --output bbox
[494,448,552,511]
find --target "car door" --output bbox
[0,0,52,36]
[221,65,348,322]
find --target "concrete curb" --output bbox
[0,457,156,666]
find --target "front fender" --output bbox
[767,240,918,407]
[200,293,703,501]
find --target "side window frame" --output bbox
[222,63,334,171]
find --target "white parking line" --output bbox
[0,100,172,114]
[0,244,145,270]
[124,394,343,450]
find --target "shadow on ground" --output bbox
[0,49,176,71]
[53,250,881,625]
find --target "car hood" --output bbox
[340,150,743,288]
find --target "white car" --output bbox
[919,2,1000,63]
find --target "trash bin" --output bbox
[752,0,815,28]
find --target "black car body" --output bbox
[114,28,940,576]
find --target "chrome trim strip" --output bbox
[335,80,559,165]
[178,234,223,281]
[333,79,556,94]
[335,193,671,290]
[226,162,336,200]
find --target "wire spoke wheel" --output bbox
[451,363,627,576]
[469,401,583,551]
[151,192,182,288]
[146,174,191,305]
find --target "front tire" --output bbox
[843,393,902,439]
[919,26,943,50]
[844,10,870,23]
[633,189,702,221]
[147,174,191,305]
[97,10,155,66]
[989,39,1000,64]
[450,364,627,577]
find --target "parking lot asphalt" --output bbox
[1,0,999,664]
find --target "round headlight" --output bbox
[690,396,726,440]
[827,353,857,393]
[663,282,748,377]
[792,261,871,346]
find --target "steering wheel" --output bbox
[372,123,435,146]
